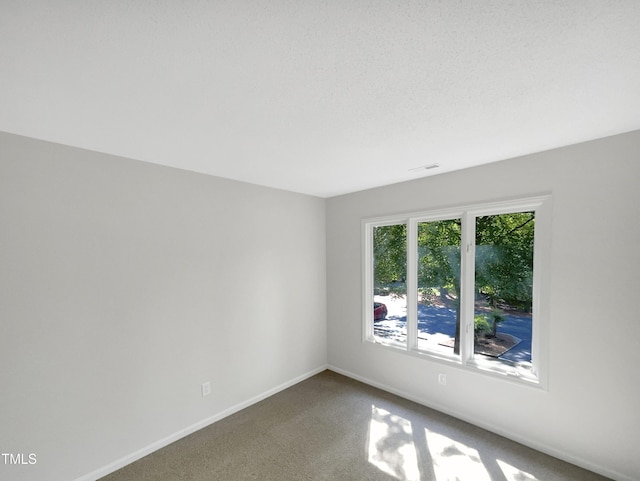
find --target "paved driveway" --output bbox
[493,312,532,362]
[375,296,532,362]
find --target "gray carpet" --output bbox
[100,370,611,480]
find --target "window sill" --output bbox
[365,338,545,389]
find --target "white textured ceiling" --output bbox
[2,1,640,197]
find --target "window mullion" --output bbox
[406,219,418,351]
[459,212,475,364]
[363,222,374,342]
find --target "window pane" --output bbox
[417,219,461,354]
[474,212,534,364]
[372,224,407,345]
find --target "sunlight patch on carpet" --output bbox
[368,405,420,481]
[497,459,539,481]
[425,430,492,481]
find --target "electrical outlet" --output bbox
[438,373,447,386]
[201,381,211,397]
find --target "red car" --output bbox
[374,302,387,321]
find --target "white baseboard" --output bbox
[76,365,328,481]
[327,365,630,481]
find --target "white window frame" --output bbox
[363,195,551,387]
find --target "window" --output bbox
[363,195,551,385]
[371,223,407,346]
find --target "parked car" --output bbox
[374,302,387,321]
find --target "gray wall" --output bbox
[326,131,640,481]
[0,132,327,481]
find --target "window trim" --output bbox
[362,194,551,388]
